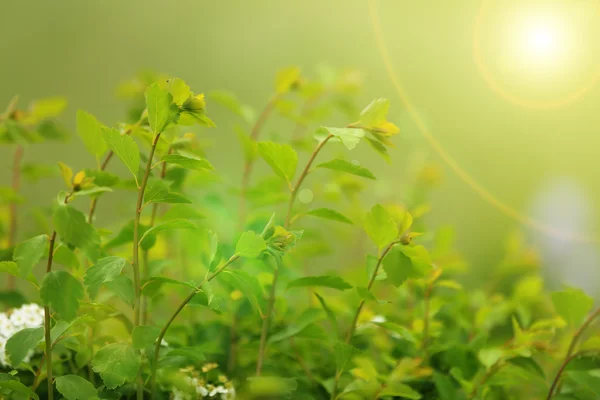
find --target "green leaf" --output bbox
[258,141,298,184]
[53,205,97,249]
[358,98,399,134]
[248,376,298,397]
[92,343,140,389]
[76,110,107,158]
[160,154,213,171]
[12,234,47,278]
[220,270,264,316]
[168,77,192,105]
[287,275,352,291]
[275,66,301,93]
[55,375,98,400]
[0,379,40,400]
[380,381,421,399]
[159,347,206,368]
[315,127,365,150]
[144,179,191,205]
[383,248,412,287]
[307,208,353,224]
[84,256,128,299]
[132,325,161,349]
[102,127,140,181]
[314,293,339,340]
[234,125,258,161]
[551,288,594,327]
[317,158,376,180]
[105,275,135,306]
[235,231,266,258]
[40,271,84,320]
[140,219,196,247]
[0,261,19,277]
[5,327,44,366]
[335,341,359,374]
[145,82,180,134]
[364,204,398,250]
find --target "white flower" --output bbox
[371,315,386,323]
[197,385,209,396]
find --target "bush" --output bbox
[0,67,599,400]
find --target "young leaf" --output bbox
[40,271,84,320]
[139,219,197,247]
[358,98,399,134]
[6,327,44,366]
[287,275,352,291]
[12,234,48,278]
[55,375,98,400]
[145,82,179,134]
[161,154,213,171]
[383,248,413,287]
[92,343,141,389]
[364,204,398,250]
[102,127,140,182]
[76,110,107,158]
[315,127,365,150]
[53,205,97,249]
[132,325,161,349]
[257,141,298,184]
[235,231,266,258]
[307,208,353,225]
[317,158,376,180]
[335,341,359,374]
[551,288,594,327]
[380,381,421,399]
[84,256,128,299]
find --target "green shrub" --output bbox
[0,67,599,400]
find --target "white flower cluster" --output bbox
[0,303,45,367]
[172,368,235,400]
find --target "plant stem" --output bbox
[44,231,57,400]
[133,133,161,400]
[546,308,600,399]
[7,144,24,290]
[255,134,334,376]
[150,255,240,398]
[238,94,280,228]
[331,241,398,400]
[87,151,114,223]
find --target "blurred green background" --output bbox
[1,0,600,290]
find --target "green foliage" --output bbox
[0,68,598,400]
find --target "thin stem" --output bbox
[7,144,24,290]
[331,241,398,400]
[150,255,240,398]
[133,133,161,400]
[546,308,600,399]
[238,94,280,228]
[255,134,334,376]
[44,231,57,400]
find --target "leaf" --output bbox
[145,82,180,134]
[335,341,359,374]
[314,293,339,340]
[12,234,47,278]
[248,376,298,397]
[144,179,191,205]
[40,271,84,320]
[383,248,413,287]
[76,110,107,158]
[5,327,44,366]
[0,261,19,277]
[159,347,206,368]
[220,270,264,316]
[160,154,213,171]
[275,66,301,93]
[315,126,365,150]
[92,343,140,389]
[58,162,73,187]
[53,205,97,249]
[102,127,140,181]
[132,325,161,349]
[235,231,266,258]
[139,219,196,247]
[105,275,135,306]
[0,379,40,400]
[84,256,128,299]
[258,141,298,184]
[307,208,353,224]
[551,288,593,327]
[287,275,352,291]
[380,381,421,399]
[364,204,398,250]
[234,125,258,161]
[358,98,399,134]
[168,77,192,105]
[316,158,376,180]
[55,375,98,400]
